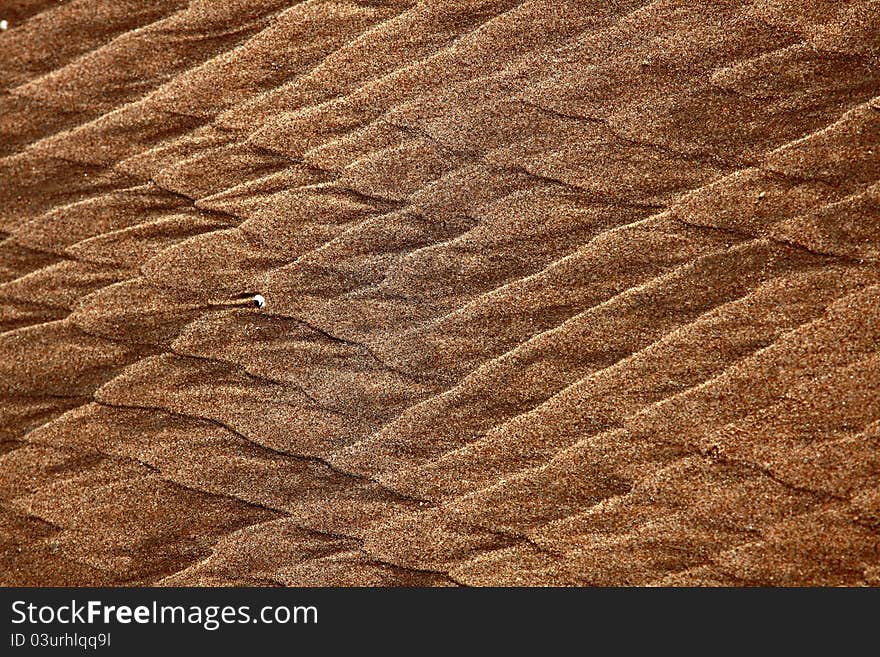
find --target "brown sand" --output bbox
[0,0,878,586]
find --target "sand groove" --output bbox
[0,0,878,585]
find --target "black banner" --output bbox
[0,587,874,652]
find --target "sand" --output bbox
[0,0,878,586]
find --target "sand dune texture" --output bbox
[1,0,879,586]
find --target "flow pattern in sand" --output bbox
[0,0,879,586]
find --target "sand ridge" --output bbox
[0,0,878,586]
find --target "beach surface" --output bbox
[1,0,878,586]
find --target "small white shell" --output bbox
[252,294,266,308]
[0,20,8,31]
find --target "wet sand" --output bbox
[0,0,878,586]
